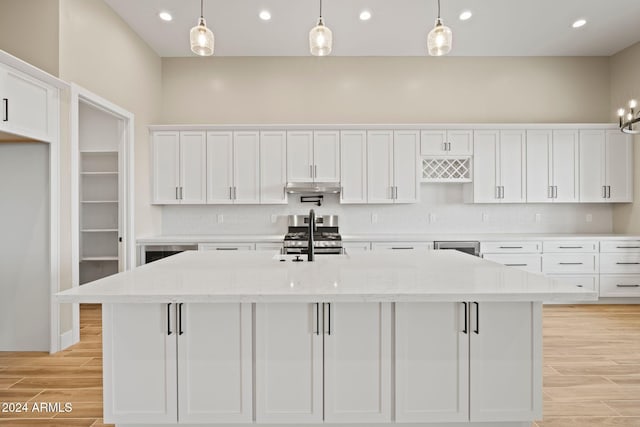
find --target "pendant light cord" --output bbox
[200,0,204,18]
[319,0,323,19]
[437,0,441,19]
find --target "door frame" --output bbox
[69,84,135,347]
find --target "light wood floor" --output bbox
[1,304,639,426]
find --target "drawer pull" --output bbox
[391,247,414,250]
[216,247,239,251]
[499,246,523,249]
[558,246,583,249]
[505,263,528,267]
[616,262,640,265]
[616,246,640,249]
[558,262,584,265]
[576,285,583,287]
[616,284,640,288]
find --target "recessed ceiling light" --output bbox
[459,10,472,21]
[359,10,372,21]
[259,10,271,21]
[158,11,173,22]
[572,19,587,28]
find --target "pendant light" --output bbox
[190,0,214,56]
[427,0,452,56]
[309,0,333,56]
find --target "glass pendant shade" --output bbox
[190,17,214,56]
[427,18,452,56]
[309,19,332,56]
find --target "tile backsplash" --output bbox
[161,184,613,236]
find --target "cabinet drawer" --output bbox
[548,275,599,292]
[482,254,542,273]
[542,254,598,274]
[371,242,432,251]
[600,240,640,253]
[198,243,256,251]
[543,241,598,253]
[343,242,371,252]
[481,241,541,254]
[600,253,640,274]
[255,242,284,252]
[600,275,640,297]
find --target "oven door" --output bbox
[433,241,480,257]
[284,246,343,255]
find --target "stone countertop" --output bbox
[56,250,597,304]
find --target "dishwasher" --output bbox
[140,244,198,265]
[433,241,480,257]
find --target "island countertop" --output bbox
[56,250,597,303]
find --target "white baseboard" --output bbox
[59,329,78,351]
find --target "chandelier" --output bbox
[618,99,639,134]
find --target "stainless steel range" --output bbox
[283,214,342,255]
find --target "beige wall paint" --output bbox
[161,56,611,124]
[0,0,60,76]
[611,42,640,233]
[57,0,162,331]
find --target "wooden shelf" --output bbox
[81,257,119,262]
[81,200,118,204]
[81,171,117,175]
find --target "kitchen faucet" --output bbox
[308,209,316,261]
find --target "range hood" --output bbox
[285,182,341,194]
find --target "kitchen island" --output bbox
[57,250,596,427]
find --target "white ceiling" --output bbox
[103,0,640,57]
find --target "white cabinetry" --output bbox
[481,241,542,274]
[255,302,391,423]
[103,303,252,424]
[340,130,367,203]
[470,302,542,421]
[526,130,579,203]
[0,63,57,142]
[579,130,633,202]
[367,130,419,204]
[198,243,255,251]
[260,131,287,204]
[396,302,541,423]
[396,302,469,422]
[421,130,472,155]
[343,242,371,253]
[470,130,526,203]
[599,241,640,297]
[207,131,259,204]
[286,131,340,183]
[371,242,433,251]
[152,131,206,204]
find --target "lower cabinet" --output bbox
[255,302,392,424]
[103,303,252,424]
[396,302,542,423]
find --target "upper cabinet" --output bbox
[421,130,473,156]
[287,131,340,183]
[579,130,633,203]
[340,131,367,204]
[0,63,57,142]
[469,130,526,203]
[526,130,579,203]
[207,131,260,204]
[260,131,288,204]
[152,131,206,204]
[367,130,419,204]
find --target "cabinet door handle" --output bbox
[234,186,237,200]
[616,262,640,265]
[314,165,317,178]
[608,186,612,199]
[229,187,233,200]
[391,247,414,250]
[499,246,523,249]
[462,302,468,334]
[602,186,607,198]
[216,247,239,250]
[2,98,7,122]
[548,186,553,199]
[559,262,584,265]
[167,303,173,335]
[314,303,320,335]
[616,246,640,249]
[310,165,313,178]
[180,187,184,200]
[559,246,583,249]
[616,284,640,288]
[473,302,479,334]
[178,303,184,335]
[323,303,332,335]
[495,186,499,199]
[505,263,528,266]
[175,187,179,200]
